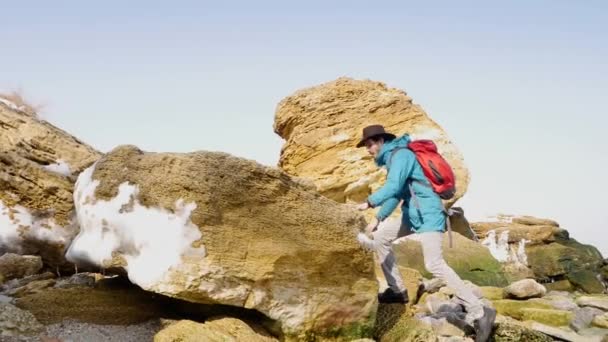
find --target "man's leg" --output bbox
[418,232,484,322]
[357,218,411,294]
[418,231,496,341]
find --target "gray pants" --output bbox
[357,218,484,320]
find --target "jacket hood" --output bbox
[375,134,411,167]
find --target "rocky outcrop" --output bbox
[0,101,101,268]
[273,78,469,211]
[473,215,605,293]
[64,145,377,340]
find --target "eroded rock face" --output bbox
[0,101,101,268]
[273,77,469,209]
[65,145,378,339]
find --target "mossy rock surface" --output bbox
[492,299,553,321]
[378,315,437,342]
[567,270,606,294]
[519,308,573,327]
[526,239,603,280]
[394,232,508,287]
[480,286,505,300]
[492,322,553,342]
[544,280,575,292]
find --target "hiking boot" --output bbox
[378,288,408,304]
[474,306,496,342]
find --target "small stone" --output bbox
[505,279,547,299]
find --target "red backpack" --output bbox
[407,140,456,200]
[389,139,458,247]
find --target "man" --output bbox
[354,124,496,342]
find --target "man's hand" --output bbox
[356,202,370,211]
[365,217,380,233]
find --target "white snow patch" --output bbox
[0,98,25,113]
[481,230,510,262]
[0,200,75,254]
[515,238,529,266]
[66,164,205,289]
[481,229,529,266]
[44,160,72,177]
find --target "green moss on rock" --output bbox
[492,323,553,342]
[492,300,553,321]
[394,233,508,287]
[520,308,573,327]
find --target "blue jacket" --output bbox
[367,135,446,233]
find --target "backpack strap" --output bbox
[444,208,454,248]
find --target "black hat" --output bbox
[356,125,396,147]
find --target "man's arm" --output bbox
[375,197,400,221]
[368,149,414,209]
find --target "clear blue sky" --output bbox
[2,1,606,255]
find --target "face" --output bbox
[364,138,383,157]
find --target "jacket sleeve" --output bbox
[367,149,414,215]
[375,197,400,221]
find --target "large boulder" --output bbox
[0,101,101,268]
[393,232,508,287]
[64,145,378,340]
[273,78,469,210]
